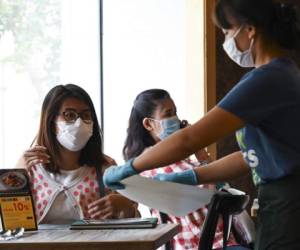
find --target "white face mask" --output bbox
[222,25,255,68]
[56,118,93,151]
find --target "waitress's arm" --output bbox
[134,106,245,171]
[194,151,250,184]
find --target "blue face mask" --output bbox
[151,116,181,140]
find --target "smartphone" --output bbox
[180,119,188,129]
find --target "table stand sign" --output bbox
[0,169,37,231]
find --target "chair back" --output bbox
[199,192,249,250]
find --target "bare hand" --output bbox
[23,145,50,169]
[87,194,136,219]
[194,148,211,164]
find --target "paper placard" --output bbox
[0,169,37,231]
[0,195,36,230]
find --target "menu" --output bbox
[70,217,158,230]
[0,169,37,231]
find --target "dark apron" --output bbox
[255,172,300,250]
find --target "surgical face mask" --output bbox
[150,116,181,140]
[222,25,255,68]
[56,118,93,151]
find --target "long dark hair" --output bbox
[123,89,171,161]
[36,84,106,173]
[214,0,300,50]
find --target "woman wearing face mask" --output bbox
[123,89,241,250]
[104,1,300,249]
[17,84,139,224]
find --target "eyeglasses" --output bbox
[58,109,93,124]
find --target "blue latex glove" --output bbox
[154,169,198,185]
[103,159,138,190]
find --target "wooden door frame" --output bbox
[204,0,217,159]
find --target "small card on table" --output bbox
[0,169,37,231]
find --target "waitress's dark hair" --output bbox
[214,0,300,50]
[36,84,106,173]
[123,89,171,161]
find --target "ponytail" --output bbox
[270,2,300,50]
[123,106,156,160]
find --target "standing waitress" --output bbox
[104,0,300,249]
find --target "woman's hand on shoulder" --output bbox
[18,145,50,170]
[87,193,138,219]
[103,154,117,167]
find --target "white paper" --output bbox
[118,175,216,217]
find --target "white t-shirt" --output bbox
[41,167,87,224]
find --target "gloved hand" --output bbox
[154,169,198,185]
[103,159,138,190]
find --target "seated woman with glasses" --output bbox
[16,84,139,224]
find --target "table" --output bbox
[0,224,179,250]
